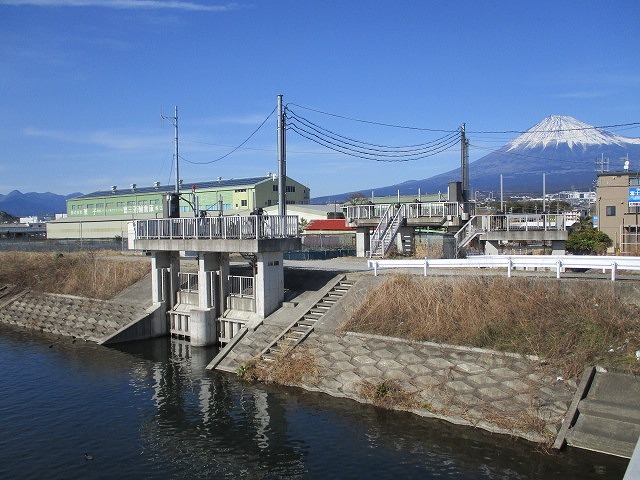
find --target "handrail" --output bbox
[368,255,640,281]
[369,204,395,256]
[370,204,406,257]
[133,215,299,241]
[346,201,471,221]
[228,275,254,299]
[178,272,198,292]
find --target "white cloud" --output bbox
[23,127,166,150]
[553,91,610,99]
[0,0,239,11]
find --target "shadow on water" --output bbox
[0,327,630,479]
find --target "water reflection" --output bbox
[0,326,629,480]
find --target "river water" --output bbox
[0,326,629,479]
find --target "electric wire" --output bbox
[286,108,460,151]
[181,106,277,165]
[467,122,640,135]
[287,120,460,158]
[288,123,460,162]
[286,102,458,132]
[468,143,623,166]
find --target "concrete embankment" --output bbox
[0,278,161,343]
[212,273,577,443]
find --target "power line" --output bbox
[286,108,459,151]
[468,122,640,135]
[181,106,277,165]
[468,143,615,165]
[288,123,460,162]
[286,102,458,133]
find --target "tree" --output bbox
[566,217,612,255]
[346,193,371,205]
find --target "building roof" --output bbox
[305,219,354,231]
[74,176,277,199]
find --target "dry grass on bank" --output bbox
[343,275,640,378]
[359,379,419,409]
[238,348,321,386]
[0,251,150,300]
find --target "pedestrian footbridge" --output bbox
[346,201,570,258]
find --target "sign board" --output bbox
[592,215,598,227]
[629,187,640,206]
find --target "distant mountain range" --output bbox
[0,190,80,217]
[312,115,640,203]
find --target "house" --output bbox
[595,171,640,254]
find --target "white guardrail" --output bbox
[368,255,640,281]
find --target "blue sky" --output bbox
[1,0,639,198]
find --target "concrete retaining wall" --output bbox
[0,289,150,343]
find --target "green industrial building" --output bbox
[48,175,310,239]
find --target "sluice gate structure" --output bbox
[128,214,300,346]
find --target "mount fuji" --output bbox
[312,115,640,202]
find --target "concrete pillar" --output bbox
[551,240,566,255]
[484,240,500,255]
[218,253,229,316]
[356,227,370,257]
[198,253,218,309]
[255,251,284,318]
[168,252,180,309]
[396,226,414,255]
[189,308,217,347]
[151,251,171,305]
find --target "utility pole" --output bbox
[460,123,469,201]
[543,173,546,213]
[162,106,180,194]
[162,106,180,218]
[277,95,286,217]
[500,174,504,212]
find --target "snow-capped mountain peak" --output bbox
[506,115,640,151]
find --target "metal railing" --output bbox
[228,275,254,298]
[479,214,567,232]
[178,272,198,292]
[133,215,299,241]
[370,204,405,257]
[368,255,640,281]
[346,202,473,221]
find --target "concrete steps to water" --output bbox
[555,369,640,458]
[259,277,355,362]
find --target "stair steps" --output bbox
[258,276,355,362]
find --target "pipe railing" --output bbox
[178,272,198,292]
[368,255,640,281]
[134,215,299,241]
[228,275,254,298]
[346,202,474,221]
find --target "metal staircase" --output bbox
[369,204,406,258]
[454,215,480,256]
[259,276,354,362]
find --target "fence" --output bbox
[178,272,199,292]
[133,215,299,241]
[345,201,474,221]
[368,255,640,281]
[228,275,254,298]
[0,238,127,252]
